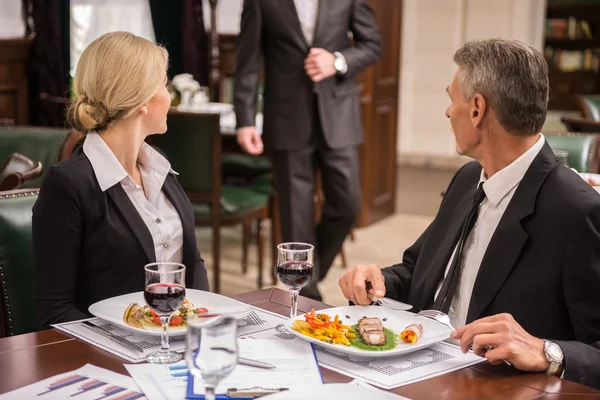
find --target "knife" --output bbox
[365,281,413,311]
[81,321,145,353]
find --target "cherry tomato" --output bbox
[196,308,209,314]
[170,316,184,326]
[153,315,161,325]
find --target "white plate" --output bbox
[263,383,407,399]
[285,306,451,358]
[88,289,251,337]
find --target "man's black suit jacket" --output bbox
[32,147,209,328]
[382,142,600,388]
[234,0,382,151]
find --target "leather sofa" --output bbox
[0,189,39,336]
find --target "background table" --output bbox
[0,288,598,399]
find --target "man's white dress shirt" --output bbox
[293,0,319,45]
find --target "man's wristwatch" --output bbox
[333,52,348,75]
[543,340,564,376]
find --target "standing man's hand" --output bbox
[236,126,264,155]
[339,264,386,305]
[304,48,337,82]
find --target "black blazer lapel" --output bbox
[282,0,309,51]
[466,143,561,322]
[415,186,477,310]
[106,184,156,264]
[162,174,196,286]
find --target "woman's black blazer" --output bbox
[32,146,209,327]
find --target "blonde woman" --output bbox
[32,32,208,327]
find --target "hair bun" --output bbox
[68,96,111,132]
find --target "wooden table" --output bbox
[0,288,598,399]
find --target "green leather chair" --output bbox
[0,189,39,337]
[576,94,600,121]
[153,110,271,293]
[0,126,69,187]
[545,132,599,173]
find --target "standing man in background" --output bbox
[234,0,383,301]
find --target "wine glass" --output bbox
[276,242,315,319]
[144,262,186,364]
[185,316,239,400]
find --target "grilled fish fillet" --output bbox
[357,317,386,345]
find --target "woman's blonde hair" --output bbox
[68,31,168,132]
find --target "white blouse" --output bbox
[83,131,184,264]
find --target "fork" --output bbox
[417,309,456,331]
[417,309,512,366]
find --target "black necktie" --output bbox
[432,184,486,313]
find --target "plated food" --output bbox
[291,310,424,351]
[400,323,424,344]
[291,309,355,345]
[123,299,208,330]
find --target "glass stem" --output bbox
[160,316,170,354]
[290,289,299,319]
[205,385,216,400]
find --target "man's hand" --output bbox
[236,126,264,155]
[451,313,549,371]
[339,264,386,305]
[304,48,336,83]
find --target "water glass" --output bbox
[185,316,238,400]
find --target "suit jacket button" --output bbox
[155,218,162,223]
[163,242,170,248]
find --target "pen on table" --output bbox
[228,387,288,398]
[210,347,276,370]
[238,357,276,370]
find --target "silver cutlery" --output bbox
[81,321,144,353]
[371,296,413,311]
[365,281,413,310]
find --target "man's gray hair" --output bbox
[453,38,549,136]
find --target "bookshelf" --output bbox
[544,0,600,111]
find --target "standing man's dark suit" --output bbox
[234,0,382,300]
[381,143,600,388]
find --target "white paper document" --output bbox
[316,341,484,390]
[192,336,322,396]
[52,307,284,363]
[125,362,188,400]
[125,334,323,399]
[0,364,144,400]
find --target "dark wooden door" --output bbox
[0,39,31,126]
[356,0,402,227]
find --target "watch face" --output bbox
[546,342,564,362]
[334,58,343,71]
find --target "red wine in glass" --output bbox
[276,261,314,290]
[144,283,186,314]
[276,242,314,319]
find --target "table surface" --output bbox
[0,288,598,399]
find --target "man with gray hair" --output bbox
[338,38,600,388]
